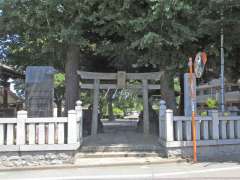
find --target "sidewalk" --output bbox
[74,156,185,168]
[0,156,185,171]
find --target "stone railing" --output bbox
[159,100,240,148]
[0,101,82,152]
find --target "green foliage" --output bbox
[99,88,143,118]
[112,107,124,118]
[223,112,230,116]
[206,98,218,109]
[200,111,207,116]
[53,73,65,104]
[2,0,240,75]
[174,78,180,92]
[54,73,65,88]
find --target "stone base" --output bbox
[166,144,240,161]
[0,151,75,168]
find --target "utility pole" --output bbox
[220,9,225,112]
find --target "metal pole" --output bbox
[189,58,197,162]
[220,10,225,112]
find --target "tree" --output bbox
[1,0,239,115]
[88,0,201,112]
[0,0,95,113]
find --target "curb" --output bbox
[74,158,186,168]
[0,158,186,171]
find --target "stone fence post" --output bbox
[16,111,27,145]
[159,100,166,140]
[75,100,83,143]
[211,110,219,140]
[165,109,174,142]
[68,110,77,144]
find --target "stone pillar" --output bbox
[211,110,219,140]
[91,79,100,136]
[75,100,83,143]
[159,100,166,141]
[16,110,27,145]
[142,79,149,135]
[184,73,196,116]
[165,109,174,142]
[68,110,77,144]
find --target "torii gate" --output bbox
[77,71,162,136]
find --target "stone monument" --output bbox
[26,66,55,117]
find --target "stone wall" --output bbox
[0,151,74,168]
[166,144,240,161]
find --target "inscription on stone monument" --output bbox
[26,66,55,117]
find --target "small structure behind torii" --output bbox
[0,63,24,116]
[77,71,162,136]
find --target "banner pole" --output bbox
[189,57,197,162]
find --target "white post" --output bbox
[220,120,227,139]
[28,124,36,145]
[175,120,183,141]
[196,121,200,140]
[202,120,209,140]
[91,79,100,136]
[227,119,235,139]
[48,123,55,144]
[159,100,166,140]
[38,123,45,144]
[75,100,83,143]
[235,120,240,139]
[211,110,219,140]
[68,110,77,144]
[142,79,149,135]
[57,123,64,144]
[16,111,27,145]
[7,124,14,145]
[165,109,174,142]
[0,124,3,145]
[185,120,192,141]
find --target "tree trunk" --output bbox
[65,45,80,114]
[57,100,62,117]
[177,73,184,115]
[160,71,177,113]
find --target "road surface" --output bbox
[1,161,240,179]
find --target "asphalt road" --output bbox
[1,162,240,180]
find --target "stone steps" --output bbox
[79,145,165,153]
[75,151,165,158]
[77,144,166,159]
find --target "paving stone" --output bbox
[8,156,20,161]
[14,160,24,167]
[0,156,8,161]
[50,160,63,165]
[58,153,69,160]
[21,155,33,161]
[34,155,45,161]
[45,153,57,160]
